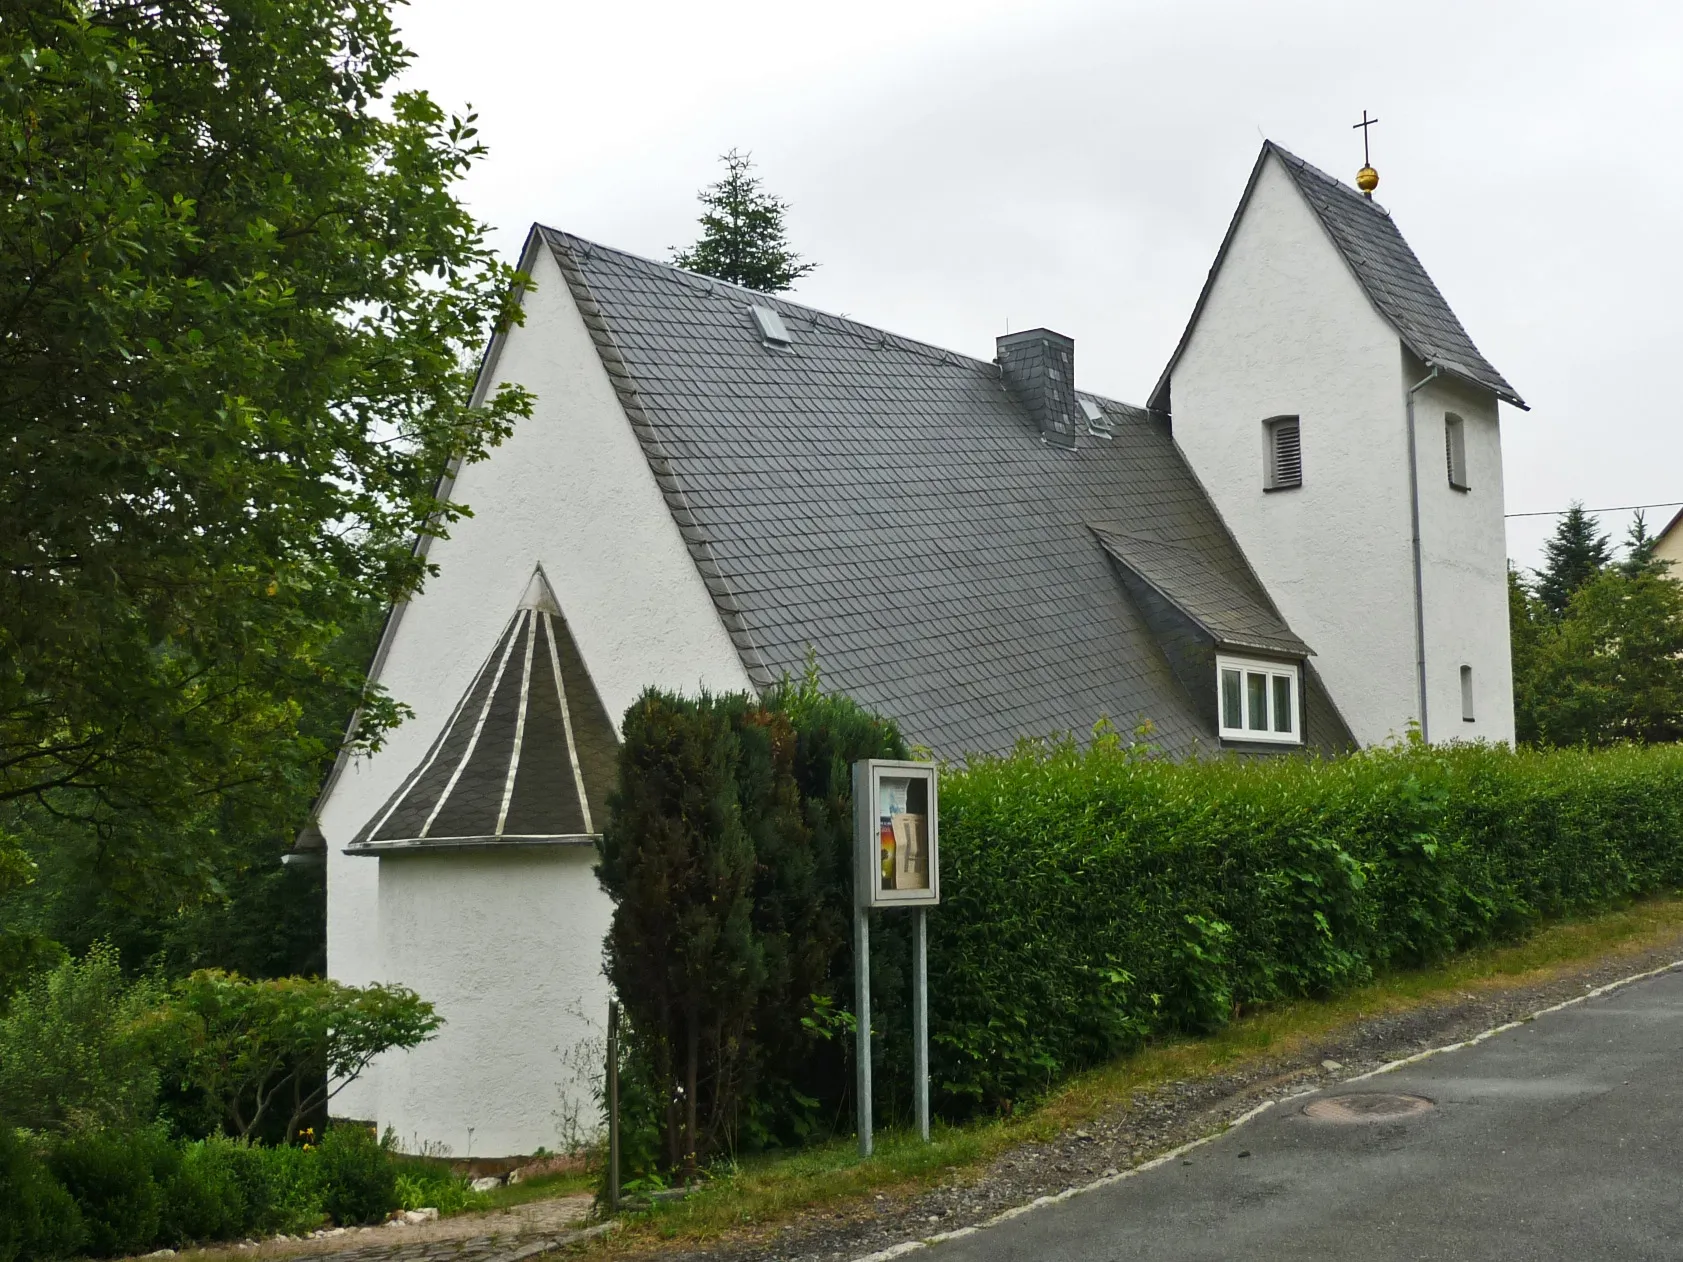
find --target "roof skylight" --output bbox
[1080,399,1114,439]
[751,305,792,347]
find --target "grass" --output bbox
[584,892,1683,1254]
[471,1167,596,1210]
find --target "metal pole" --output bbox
[855,906,872,1157]
[1405,364,1440,743]
[913,905,929,1142]
[607,1001,620,1213]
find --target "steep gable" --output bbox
[1152,142,1524,412]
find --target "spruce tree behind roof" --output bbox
[673,149,817,293]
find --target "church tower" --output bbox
[1151,142,1523,745]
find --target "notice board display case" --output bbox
[852,759,939,908]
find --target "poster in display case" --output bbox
[852,759,939,908]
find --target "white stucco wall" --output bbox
[1410,364,1515,743]
[318,235,754,1149]
[373,848,613,1158]
[1170,153,1422,746]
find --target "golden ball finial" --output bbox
[1356,165,1380,194]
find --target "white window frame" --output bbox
[1216,655,1302,744]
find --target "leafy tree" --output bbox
[1535,503,1611,617]
[0,829,64,998]
[1518,566,1683,747]
[164,971,439,1142]
[672,149,817,292]
[0,945,168,1134]
[1508,566,1547,745]
[0,1,530,826]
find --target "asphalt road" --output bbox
[927,966,1683,1261]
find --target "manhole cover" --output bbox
[1302,1092,1434,1122]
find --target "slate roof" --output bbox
[542,228,1320,757]
[346,569,619,853]
[1151,142,1524,412]
[1087,523,1308,658]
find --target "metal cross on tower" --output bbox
[1353,110,1379,166]
[1352,110,1381,197]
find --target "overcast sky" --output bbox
[395,0,1682,572]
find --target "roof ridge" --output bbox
[1264,142,1390,215]
[536,226,1145,408]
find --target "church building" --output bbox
[301,141,1523,1156]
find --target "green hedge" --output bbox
[0,1125,478,1261]
[929,735,1683,1109]
[603,691,1683,1163]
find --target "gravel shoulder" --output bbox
[171,1195,596,1262]
[608,925,1683,1262]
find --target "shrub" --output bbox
[158,1137,258,1246]
[47,1129,179,1257]
[314,1126,397,1226]
[242,1141,326,1236]
[0,946,169,1134]
[600,681,905,1175]
[163,972,440,1142]
[0,1128,84,1262]
[154,1135,327,1243]
[392,1161,481,1215]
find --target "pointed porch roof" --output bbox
[345,568,619,855]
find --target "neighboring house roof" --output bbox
[1658,506,1683,547]
[345,569,619,853]
[541,227,1321,756]
[1150,141,1525,412]
[1655,505,1683,573]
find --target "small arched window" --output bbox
[1445,414,1470,490]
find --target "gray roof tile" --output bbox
[1088,522,1308,658]
[541,227,1327,756]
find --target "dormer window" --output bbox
[1217,655,1301,744]
[1264,416,1302,491]
[1445,414,1469,490]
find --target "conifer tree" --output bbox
[672,150,816,293]
[1619,510,1664,578]
[1535,503,1611,617]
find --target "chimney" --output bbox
[997,328,1082,448]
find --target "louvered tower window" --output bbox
[1445,414,1470,490]
[1264,416,1302,491]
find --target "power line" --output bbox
[1504,500,1683,520]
